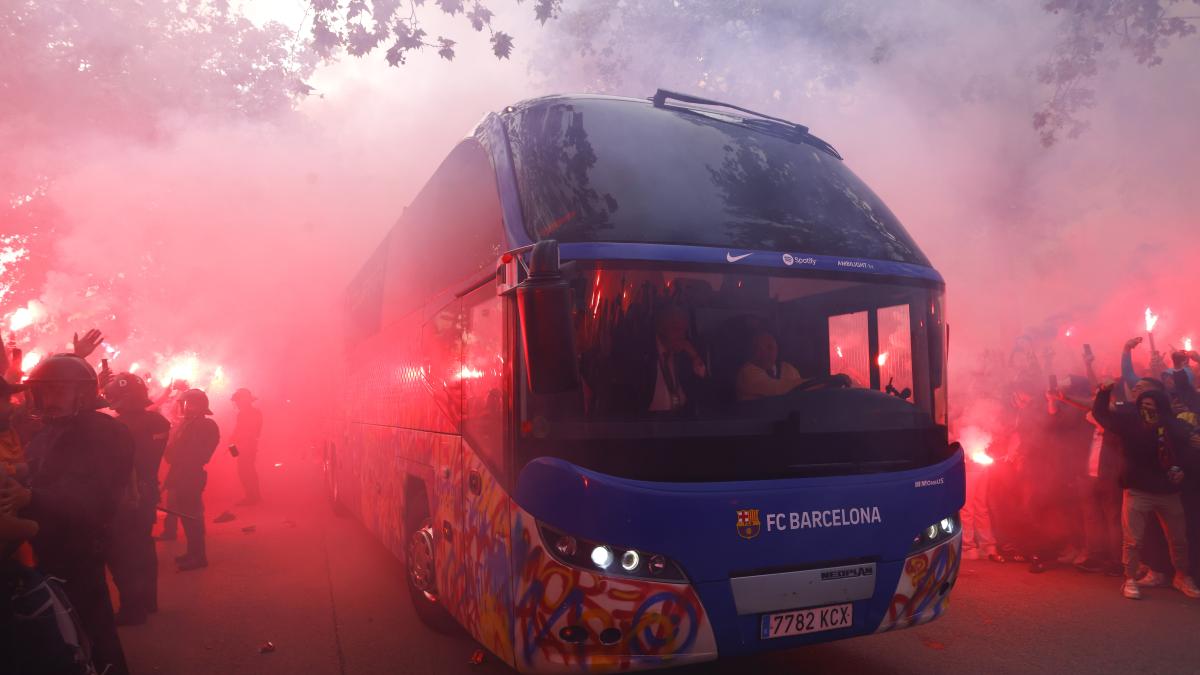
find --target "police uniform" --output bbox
[23,410,135,675]
[108,408,170,620]
[163,413,219,566]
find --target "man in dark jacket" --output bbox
[160,389,219,571]
[0,353,134,675]
[1094,381,1200,600]
[104,372,171,625]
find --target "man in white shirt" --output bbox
[648,306,708,412]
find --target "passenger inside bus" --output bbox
[565,266,931,426]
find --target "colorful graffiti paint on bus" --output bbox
[511,508,717,673]
[876,533,961,633]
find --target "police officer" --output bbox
[104,372,170,625]
[230,387,263,506]
[162,389,219,571]
[0,353,134,675]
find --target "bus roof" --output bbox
[497,92,936,275]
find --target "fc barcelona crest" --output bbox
[736,508,761,539]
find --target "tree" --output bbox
[0,0,316,151]
[523,0,1199,148]
[1,0,317,315]
[305,0,562,65]
[1035,0,1199,146]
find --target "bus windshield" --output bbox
[518,263,948,481]
[503,98,930,266]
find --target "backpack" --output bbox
[5,561,98,675]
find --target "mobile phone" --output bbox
[1083,344,1093,358]
[228,444,240,458]
[101,358,109,370]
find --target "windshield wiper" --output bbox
[650,88,843,160]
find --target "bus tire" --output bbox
[403,485,459,634]
[324,443,347,517]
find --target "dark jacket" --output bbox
[1094,388,1193,494]
[21,411,135,566]
[115,409,171,514]
[230,407,263,453]
[163,417,219,490]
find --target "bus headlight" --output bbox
[911,512,960,553]
[538,522,687,582]
[591,545,614,569]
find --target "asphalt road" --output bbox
[119,459,1200,675]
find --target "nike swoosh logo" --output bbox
[726,252,752,262]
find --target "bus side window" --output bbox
[421,300,464,433]
[385,138,502,323]
[462,288,507,480]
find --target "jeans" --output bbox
[1083,477,1122,562]
[962,466,997,556]
[1122,489,1190,580]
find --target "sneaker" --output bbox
[987,553,1008,564]
[1122,579,1142,599]
[1137,569,1168,587]
[1173,575,1200,599]
[1074,558,1107,574]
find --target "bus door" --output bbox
[422,300,468,626]
[458,284,516,664]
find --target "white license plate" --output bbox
[760,603,853,640]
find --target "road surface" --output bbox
[119,460,1200,675]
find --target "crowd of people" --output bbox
[0,331,263,674]
[956,333,1200,601]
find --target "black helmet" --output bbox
[179,388,214,416]
[104,372,153,410]
[26,353,99,419]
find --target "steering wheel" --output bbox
[794,374,852,391]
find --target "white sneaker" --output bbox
[1173,575,1200,599]
[1122,579,1142,599]
[1137,569,1168,587]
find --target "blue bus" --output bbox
[328,90,964,672]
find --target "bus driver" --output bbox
[736,331,810,401]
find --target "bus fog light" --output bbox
[620,549,640,571]
[591,545,614,570]
[555,535,578,558]
[939,518,954,534]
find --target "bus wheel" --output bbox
[405,516,459,633]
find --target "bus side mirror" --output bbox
[516,240,580,394]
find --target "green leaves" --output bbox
[491,31,514,59]
[305,0,554,65]
[467,4,493,31]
